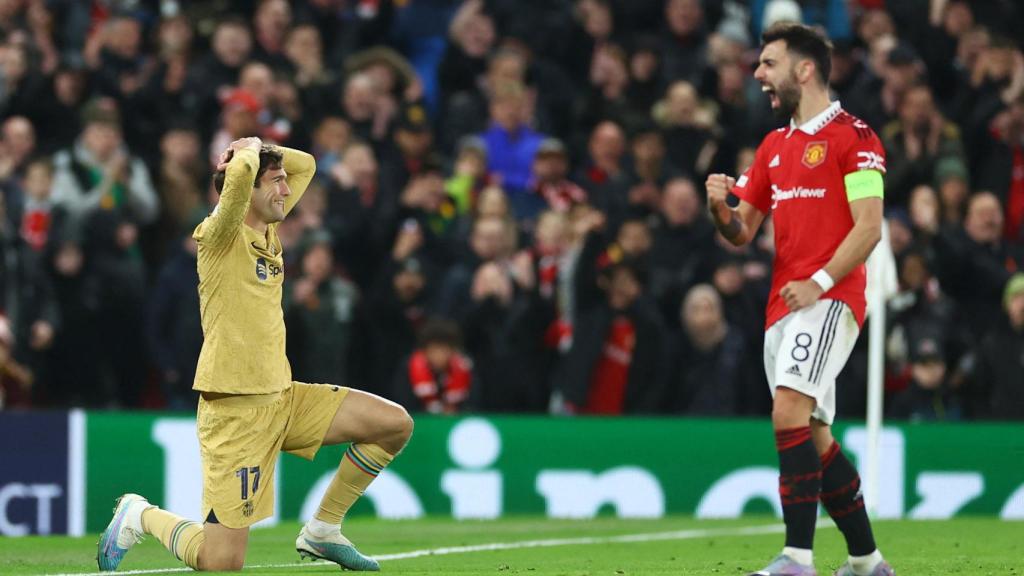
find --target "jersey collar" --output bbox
[787,100,842,138]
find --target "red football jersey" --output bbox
[733,102,886,329]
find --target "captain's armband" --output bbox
[844,169,884,202]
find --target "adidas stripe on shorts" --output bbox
[763,298,860,425]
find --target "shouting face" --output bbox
[754,40,802,120]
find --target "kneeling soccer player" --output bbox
[97,137,413,572]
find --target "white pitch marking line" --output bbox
[48,522,785,576]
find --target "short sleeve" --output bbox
[732,139,773,215]
[840,120,886,176]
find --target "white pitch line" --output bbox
[47,522,785,576]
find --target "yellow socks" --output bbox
[141,507,205,569]
[315,443,395,525]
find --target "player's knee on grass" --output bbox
[771,387,816,429]
[198,545,245,571]
[200,522,248,571]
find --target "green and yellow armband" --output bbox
[844,169,884,202]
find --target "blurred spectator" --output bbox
[573,43,636,137]
[648,177,717,320]
[208,88,262,165]
[936,156,970,226]
[975,95,1024,243]
[445,135,491,217]
[186,17,252,137]
[626,35,663,119]
[439,0,496,100]
[907,184,943,246]
[560,0,621,90]
[667,284,746,415]
[555,258,668,415]
[146,231,201,410]
[660,0,711,93]
[460,257,545,411]
[889,331,962,421]
[655,81,724,185]
[574,120,629,222]
[480,81,544,199]
[391,317,477,414]
[437,215,514,320]
[379,101,436,202]
[84,15,155,152]
[0,42,48,122]
[251,0,292,70]
[965,273,1024,419]
[849,38,924,131]
[36,65,88,154]
[0,115,37,226]
[285,231,360,387]
[154,125,205,260]
[526,138,587,223]
[574,211,652,315]
[310,116,351,176]
[882,83,967,208]
[625,125,670,215]
[19,158,53,252]
[284,24,336,122]
[346,46,420,138]
[935,192,1022,345]
[710,250,771,415]
[752,0,851,41]
[324,140,391,287]
[886,247,964,391]
[360,254,434,397]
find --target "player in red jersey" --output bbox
[706,23,894,576]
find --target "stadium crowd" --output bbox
[0,0,1021,420]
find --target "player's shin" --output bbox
[142,507,206,569]
[820,442,880,559]
[776,426,822,564]
[310,443,395,533]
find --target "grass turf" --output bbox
[1,516,1021,575]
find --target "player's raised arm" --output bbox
[277,146,316,216]
[198,137,262,247]
[706,173,767,247]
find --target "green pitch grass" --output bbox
[1,517,1021,575]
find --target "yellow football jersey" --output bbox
[192,146,315,394]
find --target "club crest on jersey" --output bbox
[801,141,828,169]
[256,257,268,281]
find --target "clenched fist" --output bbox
[705,173,735,221]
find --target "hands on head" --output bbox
[216,137,263,172]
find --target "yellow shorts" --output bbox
[197,382,349,528]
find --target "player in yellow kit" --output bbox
[97,137,413,572]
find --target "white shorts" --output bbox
[763,299,859,425]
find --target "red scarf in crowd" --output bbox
[408,351,473,414]
[584,315,636,414]
[1006,145,1024,242]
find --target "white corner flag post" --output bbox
[864,220,897,516]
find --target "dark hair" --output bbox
[601,257,647,287]
[215,15,250,32]
[417,317,463,349]
[761,22,833,86]
[213,144,283,194]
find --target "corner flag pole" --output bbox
[864,220,896,516]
